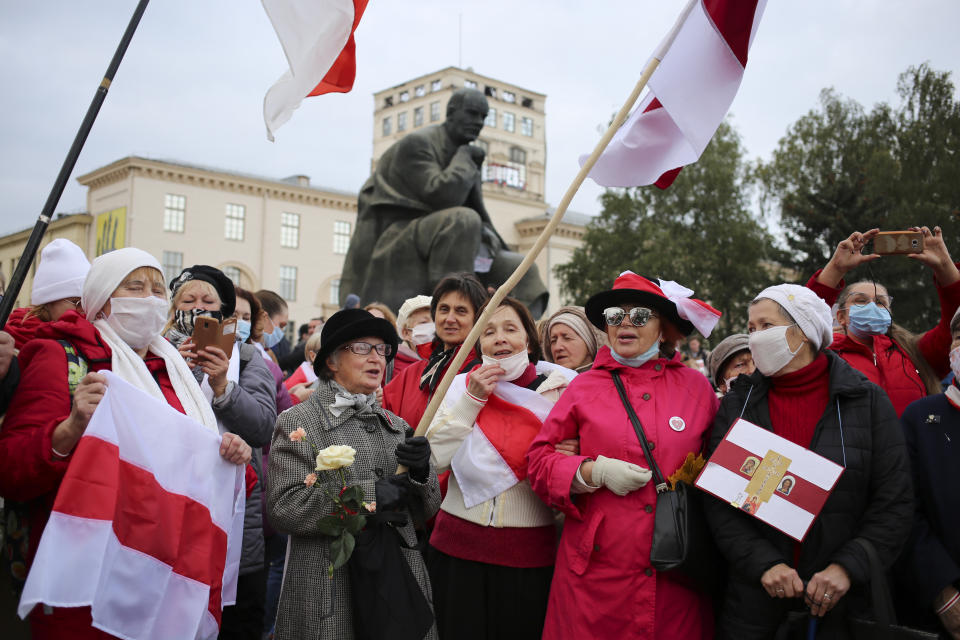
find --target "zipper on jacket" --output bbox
[488,495,496,526]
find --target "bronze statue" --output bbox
[340,88,548,317]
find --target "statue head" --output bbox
[444,89,489,145]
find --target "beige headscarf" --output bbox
[540,306,609,372]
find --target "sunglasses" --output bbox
[342,342,393,357]
[603,306,656,327]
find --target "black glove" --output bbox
[374,475,410,513]
[395,436,431,483]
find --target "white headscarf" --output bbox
[754,284,834,352]
[82,248,218,431]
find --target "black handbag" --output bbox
[611,371,721,593]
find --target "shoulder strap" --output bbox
[850,537,897,626]
[610,371,668,492]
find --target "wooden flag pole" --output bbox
[0,0,151,327]
[397,0,699,472]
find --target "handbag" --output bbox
[611,371,721,593]
[847,538,939,640]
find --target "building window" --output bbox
[430,101,441,122]
[384,96,393,108]
[414,84,425,97]
[224,204,245,241]
[281,212,300,248]
[279,266,297,301]
[521,97,533,108]
[503,112,515,133]
[510,147,527,164]
[431,79,442,92]
[163,194,185,233]
[521,116,534,137]
[222,266,241,285]
[464,79,477,89]
[333,220,351,254]
[161,251,183,284]
[382,116,392,136]
[397,112,407,132]
[484,85,497,98]
[399,90,410,103]
[413,106,423,127]
[502,91,516,103]
[485,108,497,128]
[330,278,341,304]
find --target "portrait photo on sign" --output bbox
[740,456,760,476]
[777,476,795,496]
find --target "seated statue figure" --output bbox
[339,88,549,317]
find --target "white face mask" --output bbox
[106,296,168,349]
[482,348,530,382]
[950,345,960,380]
[411,322,436,346]
[748,324,803,377]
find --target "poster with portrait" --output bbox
[694,418,844,541]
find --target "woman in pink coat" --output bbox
[527,271,722,640]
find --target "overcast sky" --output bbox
[1,1,958,238]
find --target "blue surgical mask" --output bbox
[610,340,661,368]
[235,319,252,343]
[847,302,891,338]
[264,324,286,349]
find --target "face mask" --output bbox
[174,308,223,335]
[106,296,168,350]
[264,324,285,349]
[411,322,436,346]
[482,348,530,382]
[749,324,803,377]
[950,346,960,380]
[609,339,661,368]
[235,319,252,343]
[847,302,892,338]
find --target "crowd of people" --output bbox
[1,224,960,639]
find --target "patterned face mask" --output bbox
[174,308,223,336]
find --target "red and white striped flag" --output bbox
[18,372,245,640]
[262,0,369,141]
[584,0,767,188]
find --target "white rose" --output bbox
[315,445,357,471]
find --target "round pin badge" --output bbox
[669,416,686,432]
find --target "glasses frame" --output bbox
[845,295,893,309]
[603,306,656,327]
[341,342,392,357]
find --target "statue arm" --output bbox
[401,136,481,211]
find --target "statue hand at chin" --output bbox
[466,145,486,168]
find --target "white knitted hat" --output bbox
[396,295,432,331]
[31,239,91,305]
[753,284,834,351]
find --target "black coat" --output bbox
[703,351,913,639]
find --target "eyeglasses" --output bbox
[603,306,656,327]
[846,294,893,309]
[342,342,392,357]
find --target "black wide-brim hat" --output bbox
[585,271,696,339]
[169,265,237,318]
[314,308,400,376]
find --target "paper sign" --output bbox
[695,418,844,541]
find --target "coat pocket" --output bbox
[568,508,604,576]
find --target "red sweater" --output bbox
[768,353,830,447]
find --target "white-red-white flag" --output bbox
[583,0,767,188]
[262,0,368,141]
[18,372,245,640]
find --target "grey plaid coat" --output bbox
[267,378,441,640]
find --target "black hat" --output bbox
[169,265,237,318]
[584,271,695,339]
[314,308,400,376]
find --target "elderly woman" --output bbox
[707,333,755,395]
[165,265,277,640]
[539,305,607,373]
[394,295,434,376]
[703,283,912,638]
[0,248,250,639]
[425,297,576,638]
[267,309,441,640]
[808,226,960,415]
[527,271,722,640]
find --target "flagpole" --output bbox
[0,0,151,327]
[400,0,700,460]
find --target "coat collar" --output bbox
[311,378,402,433]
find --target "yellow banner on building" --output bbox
[95,207,126,255]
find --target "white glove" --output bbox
[592,455,652,496]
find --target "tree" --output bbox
[556,120,781,337]
[755,63,960,332]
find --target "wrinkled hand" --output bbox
[805,563,850,617]
[935,586,960,639]
[555,438,580,456]
[198,346,230,396]
[53,372,108,455]
[907,226,960,286]
[376,386,384,406]
[466,144,486,168]
[466,363,504,401]
[177,339,198,364]
[289,382,315,403]
[396,436,431,483]
[590,455,651,496]
[761,562,804,599]
[219,433,251,466]
[819,229,881,287]
[0,331,14,379]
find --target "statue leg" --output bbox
[412,207,483,289]
[482,249,550,319]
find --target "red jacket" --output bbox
[4,306,45,349]
[527,347,718,640]
[807,269,960,416]
[392,344,422,378]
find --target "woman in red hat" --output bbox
[527,271,722,640]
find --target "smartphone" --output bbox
[192,316,236,359]
[873,231,923,255]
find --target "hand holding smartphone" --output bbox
[873,231,924,255]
